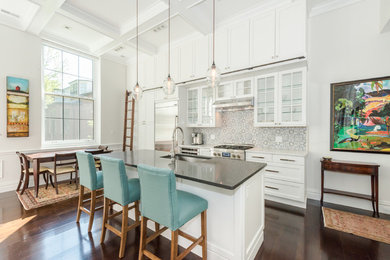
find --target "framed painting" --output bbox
[6,76,29,137]
[331,76,390,153]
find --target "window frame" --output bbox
[41,43,100,148]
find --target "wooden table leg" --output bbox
[371,175,375,216]
[33,159,40,198]
[375,172,379,217]
[320,164,324,205]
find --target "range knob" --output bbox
[232,154,236,158]
[237,155,241,159]
[218,153,221,156]
[213,152,217,156]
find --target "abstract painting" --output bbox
[7,76,29,137]
[331,76,390,153]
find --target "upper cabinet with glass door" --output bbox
[187,86,218,127]
[216,77,254,101]
[254,67,306,127]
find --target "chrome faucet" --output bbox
[171,126,184,157]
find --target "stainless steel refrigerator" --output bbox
[154,100,178,151]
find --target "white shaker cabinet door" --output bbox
[229,20,250,70]
[194,36,209,79]
[251,11,276,66]
[180,41,194,81]
[215,28,229,73]
[277,0,306,60]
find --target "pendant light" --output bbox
[132,0,143,100]
[206,0,221,88]
[162,0,176,95]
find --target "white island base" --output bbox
[121,168,265,260]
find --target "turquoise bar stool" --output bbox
[99,156,141,259]
[75,151,104,232]
[137,164,208,260]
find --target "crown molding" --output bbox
[310,0,363,17]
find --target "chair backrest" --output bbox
[16,152,29,174]
[137,164,178,230]
[100,156,130,206]
[54,152,77,173]
[76,151,98,190]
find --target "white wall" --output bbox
[0,25,127,193]
[380,0,390,33]
[100,58,127,145]
[307,0,390,213]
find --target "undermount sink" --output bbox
[160,154,212,163]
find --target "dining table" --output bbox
[25,148,112,197]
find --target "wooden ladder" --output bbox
[123,90,135,151]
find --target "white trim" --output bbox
[310,0,364,17]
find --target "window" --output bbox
[43,45,95,144]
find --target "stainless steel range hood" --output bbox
[213,97,254,112]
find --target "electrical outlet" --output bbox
[275,136,283,143]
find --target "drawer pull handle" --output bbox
[253,156,265,159]
[265,186,279,190]
[280,158,296,162]
[265,169,279,173]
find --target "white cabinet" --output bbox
[215,29,229,73]
[254,67,306,127]
[179,41,194,81]
[216,77,254,101]
[246,151,306,208]
[277,0,306,60]
[251,11,276,65]
[229,20,250,70]
[140,55,155,89]
[186,86,217,127]
[155,51,167,87]
[250,0,306,65]
[194,36,209,79]
[137,91,155,150]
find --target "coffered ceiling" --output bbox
[0,0,365,62]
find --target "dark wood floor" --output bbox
[1,191,389,260]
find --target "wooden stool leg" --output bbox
[171,230,178,260]
[76,186,84,223]
[155,223,160,232]
[119,205,129,258]
[134,201,140,223]
[138,216,147,260]
[201,210,207,259]
[88,190,97,232]
[100,198,109,244]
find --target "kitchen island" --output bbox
[99,150,266,260]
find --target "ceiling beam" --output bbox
[27,0,66,35]
[125,39,158,56]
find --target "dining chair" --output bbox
[137,164,208,260]
[99,156,141,258]
[16,152,50,195]
[75,151,104,232]
[47,152,78,194]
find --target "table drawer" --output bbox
[246,153,272,163]
[264,179,305,202]
[272,155,304,165]
[265,164,304,183]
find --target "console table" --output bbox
[320,158,380,217]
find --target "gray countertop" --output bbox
[98,150,266,190]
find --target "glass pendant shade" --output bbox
[132,82,143,100]
[163,74,176,95]
[206,63,221,88]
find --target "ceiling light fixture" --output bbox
[162,0,176,95]
[132,0,143,101]
[206,0,221,88]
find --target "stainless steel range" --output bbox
[211,144,254,160]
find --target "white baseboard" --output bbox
[0,180,19,193]
[307,188,390,215]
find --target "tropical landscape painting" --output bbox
[7,76,29,137]
[331,76,390,153]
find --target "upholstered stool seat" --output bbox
[137,164,208,260]
[76,152,105,232]
[99,156,141,258]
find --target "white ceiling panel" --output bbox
[43,13,114,52]
[136,15,197,48]
[65,0,161,32]
[0,0,40,30]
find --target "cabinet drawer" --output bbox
[272,155,304,165]
[264,179,305,202]
[265,164,304,183]
[246,153,272,163]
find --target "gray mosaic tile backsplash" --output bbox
[193,110,307,151]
